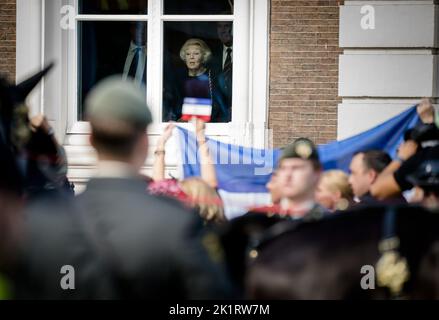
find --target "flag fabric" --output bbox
[176,106,420,219]
[181,97,212,122]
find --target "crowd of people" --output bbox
[0,66,438,300]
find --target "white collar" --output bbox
[130,41,146,51]
[96,160,136,178]
[223,44,232,53]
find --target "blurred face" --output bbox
[266,171,282,204]
[315,178,339,211]
[277,158,320,201]
[348,153,375,198]
[185,45,203,71]
[217,22,233,46]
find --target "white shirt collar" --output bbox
[223,44,232,54]
[96,160,137,178]
[130,41,146,51]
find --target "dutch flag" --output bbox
[181,97,213,122]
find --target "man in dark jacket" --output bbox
[209,21,233,110]
[348,150,401,205]
[12,76,233,299]
[75,76,233,299]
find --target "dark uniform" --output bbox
[11,194,114,299]
[75,176,234,299]
[0,64,73,199]
[9,76,234,300]
[8,178,235,299]
[0,66,75,299]
[82,78,234,299]
[220,138,328,296]
[356,192,407,206]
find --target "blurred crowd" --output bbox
[0,68,438,300]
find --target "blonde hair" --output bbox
[179,177,225,224]
[179,38,212,64]
[321,170,353,202]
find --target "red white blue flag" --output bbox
[181,97,212,122]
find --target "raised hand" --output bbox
[417,98,435,124]
[397,140,418,161]
[161,122,176,143]
[194,118,206,141]
[30,114,52,135]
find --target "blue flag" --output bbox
[176,106,419,218]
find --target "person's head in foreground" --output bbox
[315,170,353,212]
[276,138,322,213]
[85,76,152,174]
[349,150,391,199]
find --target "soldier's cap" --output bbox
[85,76,152,129]
[278,137,320,164]
[407,160,439,189]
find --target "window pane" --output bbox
[78,21,147,120]
[79,0,148,14]
[164,0,233,15]
[163,22,233,123]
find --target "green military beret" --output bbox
[85,76,152,129]
[279,137,320,163]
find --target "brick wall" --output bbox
[269,0,342,147]
[0,0,16,82]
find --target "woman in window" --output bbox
[163,38,230,123]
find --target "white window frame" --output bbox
[17,0,269,149]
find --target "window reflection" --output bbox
[78,21,147,120]
[163,22,233,123]
[79,0,148,14]
[164,0,233,15]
